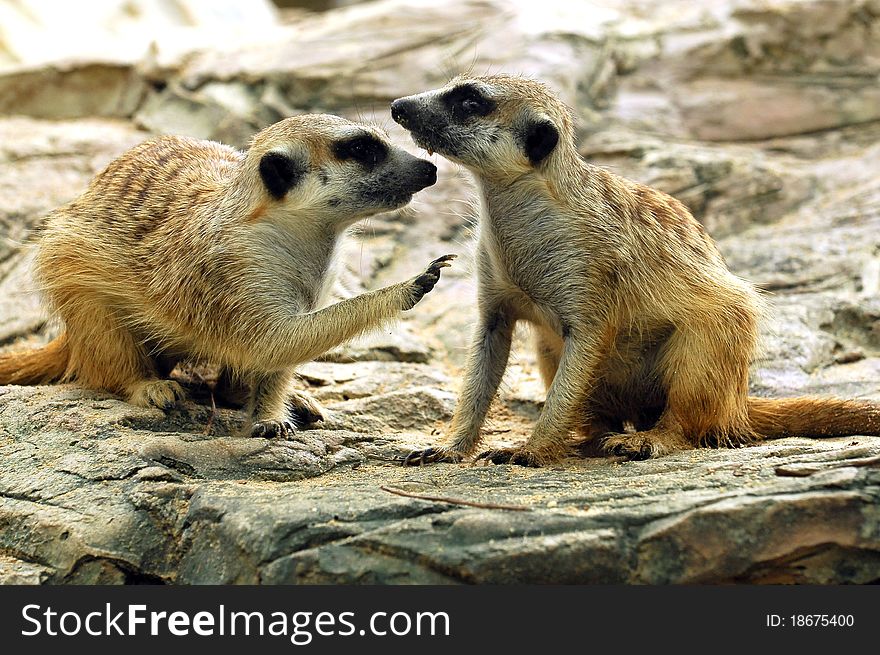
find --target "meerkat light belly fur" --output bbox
[0,114,455,437]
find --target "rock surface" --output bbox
[1,0,879,584]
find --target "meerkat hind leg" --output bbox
[602,413,691,460]
[602,318,753,460]
[572,403,626,457]
[212,367,250,407]
[248,370,298,438]
[585,387,668,457]
[62,299,185,411]
[534,327,562,391]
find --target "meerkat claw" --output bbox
[402,449,425,466]
[402,446,462,466]
[609,442,652,461]
[430,253,457,268]
[251,419,298,439]
[476,448,542,467]
[402,447,437,466]
[423,254,456,280]
[601,433,666,461]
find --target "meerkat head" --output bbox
[391,75,575,179]
[244,114,437,228]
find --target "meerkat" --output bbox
[0,114,455,437]
[392,74,880,466]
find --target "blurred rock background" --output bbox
[1,0,879,584]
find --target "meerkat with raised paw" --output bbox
[393,74,880,466]
[0,114,455,437]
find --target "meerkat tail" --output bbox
[0,333,69,385]
[747,396,880,439]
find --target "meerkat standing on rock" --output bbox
[0,114,454,437]
[393,75,880,466]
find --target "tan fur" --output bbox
[0,333,69,385]
[396,75,880,465]
[0,114,451,436]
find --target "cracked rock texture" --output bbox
[1,0,880,584]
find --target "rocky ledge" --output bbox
[1,0,880,584]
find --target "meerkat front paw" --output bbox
[128,379,186,411]
[402,446,464,466]
[402,254,456,310]
[288,388,326,426]
[251,418,298,439]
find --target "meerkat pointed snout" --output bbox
[396,75,880,467]
[0,114,455,439]
[391,79,563,177]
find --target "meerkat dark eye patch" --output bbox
[334,135,387,168]
[444,84,495,121]
[523,119,559,164]
[259,152,304,200]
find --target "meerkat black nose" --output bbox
[413,160,437,189]
[391,98,413,127]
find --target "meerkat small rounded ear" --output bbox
[259,151,304,200]
[524,119,559,165]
